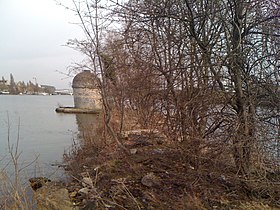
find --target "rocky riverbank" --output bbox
[29,129,280,209]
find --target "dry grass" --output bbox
[0,115,36,209]
[0,170,35,209]
[61,109,280,209]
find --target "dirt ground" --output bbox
[62,130,280,210]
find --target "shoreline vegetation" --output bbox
[0,74,72,96]
[29,109,280,209]
[1,109,278,209]
[1,108,279,209]
[54,0,279,208]
[1,0,280,209]
[0,117,36,209]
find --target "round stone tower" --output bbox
[72,70,102,111]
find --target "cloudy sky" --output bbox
[0,0,85,89]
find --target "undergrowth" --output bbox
[63,111,280,209]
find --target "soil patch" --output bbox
[62,131,280,209]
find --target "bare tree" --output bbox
[111,0,280,174]
[62,0,129,153]
[63,0,279,175]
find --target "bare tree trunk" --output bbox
[71,0,129,154]
[230,0,254,175]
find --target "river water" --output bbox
[0,95,97,180]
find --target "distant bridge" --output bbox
[54,89,73,95]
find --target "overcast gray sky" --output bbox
[0,0,84,89]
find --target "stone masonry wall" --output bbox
[73,88,102,110]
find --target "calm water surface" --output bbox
[0,95,80,178]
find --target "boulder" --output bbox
[30,178,75,210]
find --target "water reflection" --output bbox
[75,113,101,143]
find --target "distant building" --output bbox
[72,70,102,111]
[41,85,56,94]
[0,77,9,93]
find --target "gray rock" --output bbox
[82,177,94,188]
[141,173,161,187]
[78,187,90,195]
[152,148,164,154]
[130,148,137,154]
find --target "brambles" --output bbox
[61,0,279,208]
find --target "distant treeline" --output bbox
[0,74,55,95]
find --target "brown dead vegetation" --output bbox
[63,112,280,210]
[60,0,280,208]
